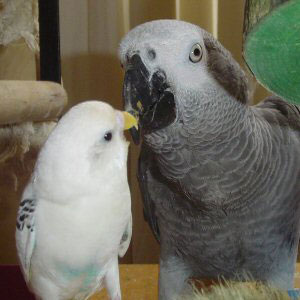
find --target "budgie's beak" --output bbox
[122,111,138,130]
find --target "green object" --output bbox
[244,0,300,105]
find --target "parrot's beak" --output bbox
[122,111,138,130]
[122,54,176,143]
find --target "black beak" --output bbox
[129,126,140,145]
[123,54,176,144]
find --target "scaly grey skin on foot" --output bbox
[119,20,300,299]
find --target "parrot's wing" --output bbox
[137,144,161,243]
[118,215,132,257]
[255,96,300,133]
[16,193,37,283]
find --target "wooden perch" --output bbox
[0,80,67,125]
[243,0,300,105]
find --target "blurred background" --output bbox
[0,0,270,266]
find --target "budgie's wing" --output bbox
[118,215,132,257]
[16,184,37,283]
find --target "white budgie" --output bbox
[16,100,137,300]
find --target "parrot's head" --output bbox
[119,20,249,144]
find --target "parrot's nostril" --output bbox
[147,49,156,60]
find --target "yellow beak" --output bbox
[122,111,138,130]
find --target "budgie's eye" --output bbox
[104,132,113,141]
[189,43,203,63]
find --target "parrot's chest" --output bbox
[157,193,299,280]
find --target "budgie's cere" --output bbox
[16,101,136,300]
[119,19,300,300]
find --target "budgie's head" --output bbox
[34,100,136,201]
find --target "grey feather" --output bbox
[203,31,250,104]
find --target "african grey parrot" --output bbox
[119,20,300,299]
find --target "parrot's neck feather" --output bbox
[144,92,275,210]
[145,90,251,155]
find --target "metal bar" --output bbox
[38,0,61,83]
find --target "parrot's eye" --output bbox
[189,43,203,63]
[104,132,113,141]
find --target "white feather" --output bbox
[16,100,132,300]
